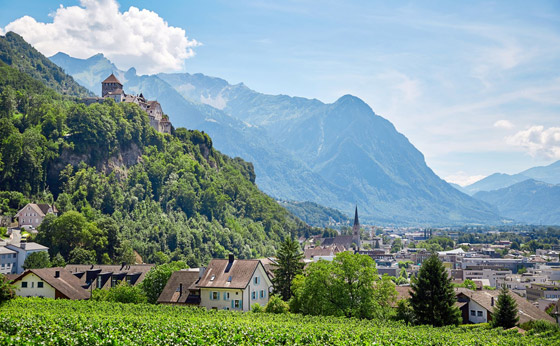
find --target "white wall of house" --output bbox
[0,251,17,274]
[200,288,245,311]
[246,264,272,310]
[14,273,56,298]
[468,300,488,324]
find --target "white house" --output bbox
[0,246,17,274]
[14,203,58,229]
[197,255,273,311]
[11,267,90,300]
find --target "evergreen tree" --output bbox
[410,254,461,326]
[272,238,304,301]
[492,287,519,329]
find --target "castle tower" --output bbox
[352,206,361,250]
[101,73,123,97]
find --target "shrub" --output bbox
[265,295,289,314]
[251,303,264,313]
[521,320,560,337]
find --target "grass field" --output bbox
[0,298,558,345]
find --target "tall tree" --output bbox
[272,237,304,301]
[491,287,519,329]
[410,254,461,326]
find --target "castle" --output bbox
[82,74,171,134]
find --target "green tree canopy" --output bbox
[0,274,15,304]
[23,251,50,269]
[272,238,304,301]
[410,254,461,326]
[492,287,519,329]
[141,261,188,304]
[290,252,396,319]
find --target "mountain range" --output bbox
[462,160,560,195]
[50,51,501,225]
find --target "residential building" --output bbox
[6,242,49,274]
[0,246,17,274]
[197,255,272,311]
[65,264,154,290]
[463,266,512,287]
[460,257,530,273]
[496,273,548,297]
[526,283,560,302]
[455,288,554,325]
[14,203,58,229]
[157,269,202,305]
[11,267,90,300]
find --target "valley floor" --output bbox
[0,298,558,345]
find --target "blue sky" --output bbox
[2,0,559,185]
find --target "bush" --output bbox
[521,320,560,337]
[265,295,289,314]
[93,283,147,304]
[0,274,15,304]
[251,303,264,313]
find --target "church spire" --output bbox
[352,205,360,251]
[353,205,359,227]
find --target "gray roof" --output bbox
[0,246,16,255]
[6,242,48,251]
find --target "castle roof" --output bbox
[102,73,122,85]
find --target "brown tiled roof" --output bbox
[65,264,154,289]
[157,270,200,304]
[455,288,555,324]
[12,267,90,300]
[396,286,412,301]
[102,73,122,85]
[36,203,57,215]
[197,259,262,289]
[15,203,56,217]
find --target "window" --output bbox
[211,291,220,300]
[470,310,475,316]
[223,292,230,300]
[477,311,483,317]
[31,282,34,288]
[260,290,265,298]
[97,278,104,289]
[254,277,259,285]
[227,276,232,282]
[38,282,43,288]
[252,291,256,300]
[22,282,28,288]
[210,275,215,281]
[1,264,4,268]
[234,300,241,309]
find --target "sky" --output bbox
[1,0,559,186]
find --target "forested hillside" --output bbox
[0,35,312,267]
[0,32,92,97]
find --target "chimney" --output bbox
[121,262,126,270]
[179,283,183,297]
[228,254,234,264]
[491,297,494,306]
[55,270,60,278]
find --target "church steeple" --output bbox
[352,206,361,250]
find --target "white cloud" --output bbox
[444,172,486,187]
[3,0,199,75]
[507,125,560,159]
[493,119,514,129]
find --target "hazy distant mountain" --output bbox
[519,160,560,185]
[474,180,560,225]
[463,160,560,195]
[51,53,500,225]
[449,183,469,194]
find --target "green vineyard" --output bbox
[0,299,558,345]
